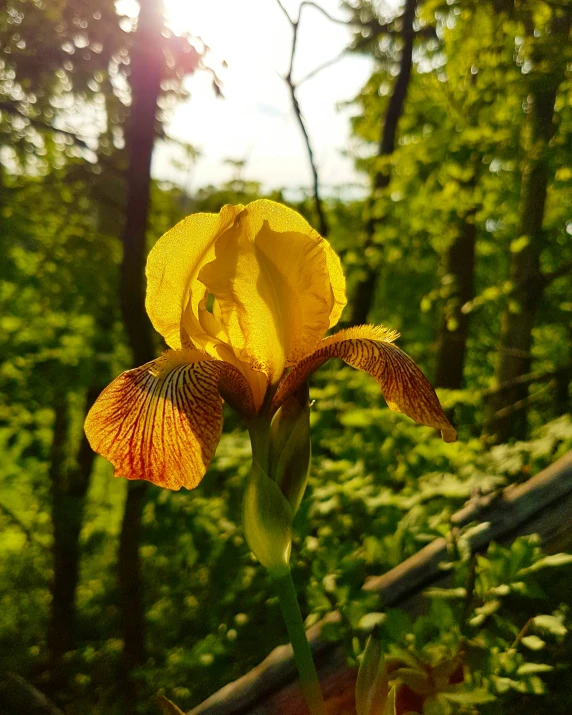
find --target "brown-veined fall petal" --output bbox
[198,199,347,383]
[84,350,256,491]
[145,204,243,350]
[272,325,457,442]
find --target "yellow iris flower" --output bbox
[85,200,456,491]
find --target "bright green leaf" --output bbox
[533,615,567,637]
[517,663,553,676]
[521,635,546,651]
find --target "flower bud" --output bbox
[243,459,293,569]
[356,631,395,715]
[243,383,310,569]
[269,382,311,514]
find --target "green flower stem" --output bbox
[247,418,271,473]
[268,564,326,715]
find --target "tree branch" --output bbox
[0,502,49,552]
[484,365,572,396]
[492,380,556,419]
[300,1,349,25]
[0,101,91,149]
[274,0,329,236]
[297,31,395,86]
[542,260,572,286]
[275,0,294,25]
[297,47,348,86]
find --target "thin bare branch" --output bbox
[289,25,301,83]
[492,380,556,419]
[275,0,294,24]
[0,502,50,553]
[484,365,571,396]
[298,31,392,86]
[300,1,349,25]
[297,47,348,85]
[274,0,329,236]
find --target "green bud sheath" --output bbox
[269,382,311,514]
[244,392,325,715]
[356,631,391,715]
[383,686,397,715]
[243,459,293,569]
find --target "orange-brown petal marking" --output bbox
[273,325,457,443]
[84,351,256,491]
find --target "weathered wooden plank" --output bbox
[0,673,64,715]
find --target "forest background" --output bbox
[1,0,572,714]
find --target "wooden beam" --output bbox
[0,673,64,715]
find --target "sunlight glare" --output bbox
[154,0,373,192]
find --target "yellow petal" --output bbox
[245,199,347,342]
[145,204,243,350]
[195,293,268,411]
[323,239,346,329]
[84,350,255,491]
[198,199,347,383]
[273,325,457,442]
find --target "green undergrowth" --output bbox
[1,364,572,713]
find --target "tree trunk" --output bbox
[47,399,73,661]
[117,0,165,689]
[486,8,572,443]
[349,0,417,326]
[118,482,149,673]
[119,0,163,368]
[47,386,102,671]
[434,213,476,389]
[555,328,572,416]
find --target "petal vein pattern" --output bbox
[273,325,457,442]
[85,351,255,491]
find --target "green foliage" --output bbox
[1,0,572,713]
[3,319,572,713]
[346,0,572,404]
[346,534,572,714]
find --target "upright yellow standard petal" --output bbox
[273,325,457,442]
[243,199,347,339]
[198,219,287,383]
[198,200,347,383]
[145,204,243,350]
[85,350,255,491]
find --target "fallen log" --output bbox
[188,450,572,715]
